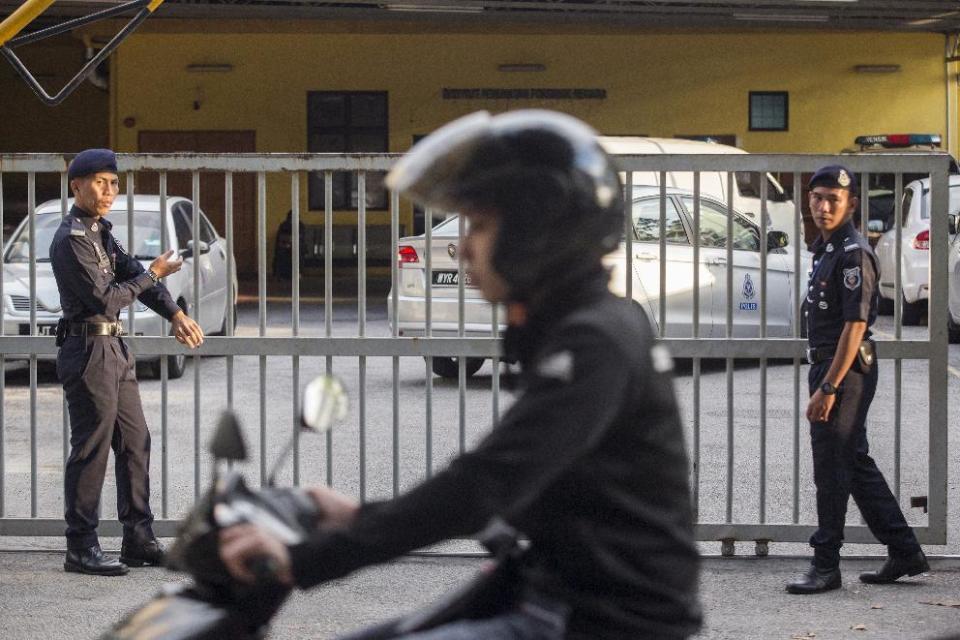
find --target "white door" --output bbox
[629,195,712,337]
[683,197,792,337]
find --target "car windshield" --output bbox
[920,185,960,220]
[4,210,165,263]
[429,215,461,237]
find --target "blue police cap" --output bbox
[808,164,858,193]
[67,149,118,180]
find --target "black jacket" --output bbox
[290,275,702,639]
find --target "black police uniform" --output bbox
[803,219,921,569]
[288,276,702,639]
[50,205,181,551]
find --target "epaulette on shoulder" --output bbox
[69,218,86,237]
[843,243,861,252]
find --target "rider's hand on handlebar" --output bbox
[220,524,294,586]
[307,485,359,530]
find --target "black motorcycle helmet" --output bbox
[386,110,624,303]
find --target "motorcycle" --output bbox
[101,374,524,640]
[100,375,349,640]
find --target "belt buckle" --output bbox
[805,348,815,365]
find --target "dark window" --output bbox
[307,92,389,210]
[749,91,788,132]
[632,197,688,244]
[172,202,193,248]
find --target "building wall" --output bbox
[0,34,109,226]
[104,23,949,259]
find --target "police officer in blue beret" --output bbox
[786,165,928,594]
[50,149,204,575]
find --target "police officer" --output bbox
[50,149,204,576]
[786,165,928,594]
[218,111,702,639]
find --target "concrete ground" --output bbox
[1,545,959,640]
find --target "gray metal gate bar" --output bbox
[159,172,170,517]
[893,173,904,501]
[27,171,37,518]
[0,170,4,518]
[257,171,267,486]
[324,171,333,487]
[759,177,769,524]
[792,175,802,525]
[391,189,400,497]
[358,172,367,502]
[193,171,202,496]
[291,171,301,486]
[424,207,434,479]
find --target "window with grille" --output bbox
[749,91,788,132]
[307,91,389,210]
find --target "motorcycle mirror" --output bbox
[301,375,348,433]
[209,411,248,462]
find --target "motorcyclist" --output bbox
[220,109,702,639]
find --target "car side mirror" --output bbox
[766,230,789,250]
[180,240,210,259]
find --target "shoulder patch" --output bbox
[844,244,859,252]
[843,266,862,290]
[70,228,86,237]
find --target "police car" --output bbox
[2,196,237,378]
[389,186,807,378]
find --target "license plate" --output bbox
[19,324,56,336]
[432,270,472,286]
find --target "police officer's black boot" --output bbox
[64,545,129,576]
[859,550,929,584]
[120,538,166,567]
[785,564,841,594]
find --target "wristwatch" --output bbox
[146,269,160,284]
[820,381,838,395]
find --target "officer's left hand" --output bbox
[806,389,836,423]
[171,310,204,348]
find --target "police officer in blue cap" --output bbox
[786,165,928,594]
[50,149,204,575]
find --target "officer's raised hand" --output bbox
[148,249,183,278]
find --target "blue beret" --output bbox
[67,149,118,180]
[808,164,858,193]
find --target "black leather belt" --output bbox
[806,341,874,365]
[67,321,125,337]
[806,345,835,365]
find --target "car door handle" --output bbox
[635,252,657,261]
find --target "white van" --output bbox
[598,136,796,236]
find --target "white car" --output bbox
[598,136,797,235]
[389,187,805,378]
[874,175,960,325]
[948,213,960,343]
[2,195,236,378]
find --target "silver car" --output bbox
[2,195,236,378]
[874,175,960,325]
[389,186,804,378]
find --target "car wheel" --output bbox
[901,296,926,326]
[949,311,960,344]
[429,357,484,379]
[150,353,186,379]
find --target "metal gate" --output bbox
[0,152,949,551]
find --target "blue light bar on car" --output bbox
[855,134,942,148]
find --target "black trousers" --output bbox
[808,360,920,568]
[57,335,155,550]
